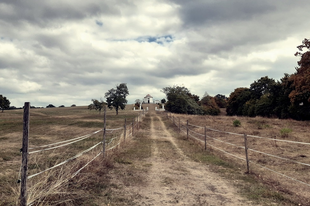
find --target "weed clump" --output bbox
[280,128,292,137]
[233,120,241,127]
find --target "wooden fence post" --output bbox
[204,126,207,150]
[187,120,189,139]
[124,118,126,141]
[132,119,134,136]
[178,118,180,133]
[103,106,106,157]
[20,102,30,206]
[244,134,250,173]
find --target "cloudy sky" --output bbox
[0,0,309,107]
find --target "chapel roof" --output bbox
[144,94,153,98]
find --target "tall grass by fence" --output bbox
[165,112,310,192]
[19,103,147,206]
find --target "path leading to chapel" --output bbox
[106,109,257,205]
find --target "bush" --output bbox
[46,104,55,108]
[280,128,292,138]
[233,120,241,127]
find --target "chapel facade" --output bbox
[143,94,153,104]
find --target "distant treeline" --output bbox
[163,39,310,120]
[227,39,310,120]
[162,86,226,116]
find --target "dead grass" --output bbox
[0,105,141,205]
[162,112,310,205]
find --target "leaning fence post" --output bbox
[187,120,189,139]
[103,106,106,157]
[20,102,30,206]
[178,118,180,133]
[244,134,250,173]
[124,118,126,141]
[204,126,207,150]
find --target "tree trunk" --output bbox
[116,108,118,115]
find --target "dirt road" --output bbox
[106,112,256,205]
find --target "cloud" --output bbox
[0,0,310,108]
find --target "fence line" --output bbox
[167,113,310,189]
[249,160,310,187]
[21,105,147,206]
[187,120,310,168]
[28,117,142,179]
[106,127,124,131]
[188,120,310,145]
[28,130,102,150]
[187,130,246,161]
[248,148,310,167]
[27,141,103,179]
[29,131,101,154]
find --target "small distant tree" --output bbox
[105,83,129,115]
[134,99,141,109]
[0,95,10,112]
[88,104,95,111]
[90,99,105,114]
[46,104,55,108]
[71,104,76,107]
[161,98,166,104]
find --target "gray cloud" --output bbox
[0,0,309,107]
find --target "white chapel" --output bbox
[143,94,154,104]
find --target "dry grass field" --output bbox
[1,104,310,205]
[0,105,139,205]
[167,112,310,205]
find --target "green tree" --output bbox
[90,99,105,113]
[214,94,227,108]
[226,88,251,116]
[161,98,166,104]
[0,95,10,112]
[200,95,220,115]
[250,76,276,100]
[105,83,129,115]
[162,86,202,114]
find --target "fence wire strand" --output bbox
[29,130,101,150]
[28,141,102,179]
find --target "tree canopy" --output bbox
[162,86,203,114]
[88,99,105,113]
[0,95,10,112]
[105,83,129,115]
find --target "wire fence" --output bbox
[166,112,310,190]
[19,103,148,206]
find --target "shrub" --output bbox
[233,120,241,127]
[280,128,292,138]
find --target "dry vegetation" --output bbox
[2,104,309,205]
[168,112,310,205]
[0,105,139,205]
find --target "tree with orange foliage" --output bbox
[289,38,310,119]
